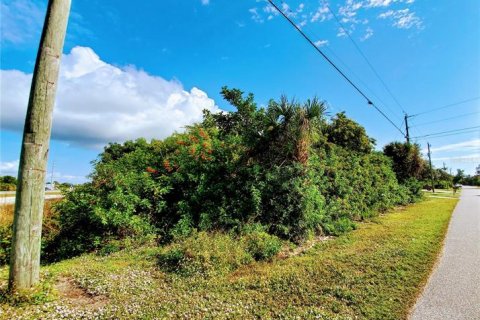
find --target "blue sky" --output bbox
[1,0,479,182]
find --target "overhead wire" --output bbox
[410,97,480,117]
[323,1,407,118]
[266,0,406,137]
[410,97,479,144]
[413,130,480,141]
[411,111,480,127]
[279,3,403,122]
[411,126,480,139]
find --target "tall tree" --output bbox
[453,169,465,185]
[325,112,375,154]
[383,142,425,183]
[9,0,71,291]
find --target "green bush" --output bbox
[0,176,17,191]
[242,229,282,261]
[0,225,11,265]
[383,142,425,183]
[44,88,415,261]
[157,232,253,276]
[402,178,423,203]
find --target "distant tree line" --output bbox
[0,176,17,191]
[0,176,76,192]
[453,165,480,186]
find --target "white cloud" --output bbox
[366,0,393,8]
[0,160,84,182]
[297,3,305,13]
[201,0,210,5]
[366,0,415,7]
[337,24,358,38]
[432,154,480,163]
[0,160,19,176]
[338,0,363,24]
[246,0,421,39]
[251,2,305,24]
[0,0,45,44]
[263,4,276,14]
[47,171,86,183]
[314,40,329,47]
[310,4,331,23]
[378,8,422,29]
[249,7,264,23]
[425,139,480,154]
[361,27,374,40]
[378,10,394,18]
[247,0,420,40]
[0,46,220,148]
[264,3,279,20]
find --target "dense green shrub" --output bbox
[383,142,425,183]
[242,229,282,261]
[325,112,375,154]
[0,225,11,265]
[43,140,165,261]
[402,178,423,202]
[37,88,417,262]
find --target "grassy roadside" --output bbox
[0,200,59,226]
[0,197,457,319]
[422,188,460,200]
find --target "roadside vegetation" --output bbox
[0,89,464,318]
[0,200,61,265]
[2,88,426,265]
[0,176,17,192]
[0,196,457,319]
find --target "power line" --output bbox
[279,2,403,122]
[411,126,480,139]
[266,0,406,137]
[412,111,480,127]
[410,97,480,117]
[413,129,480,141]
[324,2,407,116]
[322,46,401,120]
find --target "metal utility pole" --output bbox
[9,0,71,291]
[404,113,410,144]
[427,142,435,193]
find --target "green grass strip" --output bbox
[0,197,457,319]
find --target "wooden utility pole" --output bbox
[404,114,410,144]
[427,142,435,193]
[9,0,71,291]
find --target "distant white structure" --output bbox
[45,182,55,191]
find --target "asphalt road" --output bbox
[410,186,480,320]
[0,194,63,205]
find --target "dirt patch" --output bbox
[55,277,108,308]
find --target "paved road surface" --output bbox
[410,186,480,320]
[0,194,63,205]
